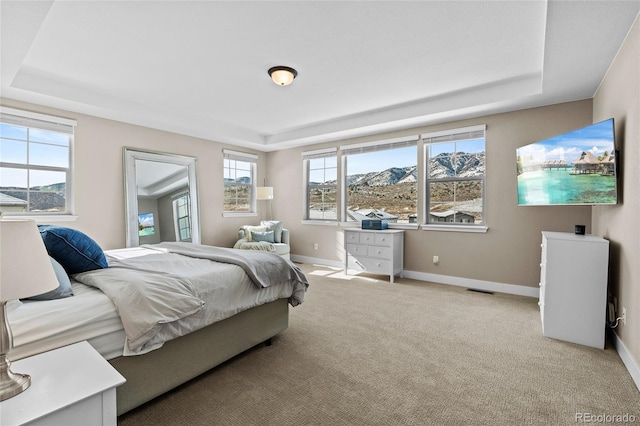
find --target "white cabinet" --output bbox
[0,341,126,426]
[344,229,404,283]
[539,231,609,349]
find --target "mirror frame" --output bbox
[124,148,201,247]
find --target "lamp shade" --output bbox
[256,187,274,200]
[0,219,58,301]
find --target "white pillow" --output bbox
[243,225,267,242]
[260,221,284,243]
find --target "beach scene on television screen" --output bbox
[516,120,616,205]
[138,212,155,236]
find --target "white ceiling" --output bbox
[1,1,639,152]
[135,160,188,199]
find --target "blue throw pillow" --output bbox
[251,230,275,243]
[26,257,74,300]
[38,225,108,275]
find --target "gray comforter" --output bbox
[74,243,308,354]
[150,242,307,294]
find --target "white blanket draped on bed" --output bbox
[74,243,308,355]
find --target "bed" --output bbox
[8,241,308,415]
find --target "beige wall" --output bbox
[268,100,594,288]
[0,98,270,250]
[593,16,640,370]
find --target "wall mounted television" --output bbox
[138,212,155,236]
[516,118,618,206]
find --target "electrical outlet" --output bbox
[313,243,318,250]
[622,307,627,326]
[433,256,439,265]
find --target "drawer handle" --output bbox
[540,263,543,267]
[377,263,382,267]
[376,250,381,254]
[538,302,543,306]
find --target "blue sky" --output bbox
[517,119,615,163]
[138,212,155,227]
[1,123,70,187]
[347,146,416,175]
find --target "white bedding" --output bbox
[8,281,125,361]
[8,245,307,360]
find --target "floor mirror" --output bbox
[123,148,200,247]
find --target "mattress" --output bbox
[8,280,125,361]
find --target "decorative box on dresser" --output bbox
[344,229,404,283]
[0,341,126,426]
[538,231,609,349]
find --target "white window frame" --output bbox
[302,147,338,223]
[223,149,258,217]
[340,135,419,227]
[422,124,488,233]
[0,106,77,221]
[172,191,191,241]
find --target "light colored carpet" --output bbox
[118,263,640,425]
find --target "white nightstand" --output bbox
[0,341,126,426]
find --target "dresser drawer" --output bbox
[345,232,361,244]
[367,245,392,259]
[358,257,390,273]
[374,233,393,247]
[359,232,376,244]
[346,243,367,256]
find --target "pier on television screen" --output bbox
[516,118,618,206]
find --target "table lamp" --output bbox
[0,219,59,401]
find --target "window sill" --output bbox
[339,222,419,230]
[1,214,79,223]
[302,220,339,226]
[223,212,258,218]
[421,224,488,233]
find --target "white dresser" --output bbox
[539,231,609,349]
[344,229,404,283]
[0,341,126,426]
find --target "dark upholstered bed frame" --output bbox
[110,298,289,415]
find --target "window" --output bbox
[223,149,257,214]
[0,107,75,215]
[173,193,191,241]
[303,148,337,220]
[424,125,486,226]
[341,136,418,224]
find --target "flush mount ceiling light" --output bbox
[268,66,298,86]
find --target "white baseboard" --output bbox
[610,330,640,392]
[291,254,344,269]
[402,270,539,298]
[290,255,539,298]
